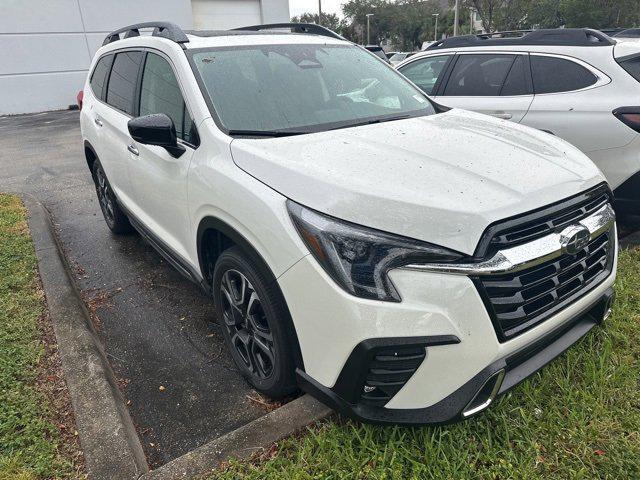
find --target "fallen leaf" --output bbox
[594,450,605,456]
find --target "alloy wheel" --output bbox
[95,166,115,224]
[220,269,275,379]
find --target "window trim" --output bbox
[94,46,200,150]
[529,52,610,96]
[439,51,533,98]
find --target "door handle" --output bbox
[127,144,139,156]
[94,117,103,127]
[491,112,513,120]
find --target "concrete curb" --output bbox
[25,197,149,480]
[141,394,332,479]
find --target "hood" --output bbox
[230,109,605,255]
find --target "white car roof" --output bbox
[184,32,347,49]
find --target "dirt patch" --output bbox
[36,282,86,478]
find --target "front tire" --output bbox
[92,160,133,234]
[213,247,297,398]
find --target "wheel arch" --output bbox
[84,140,98,175]
[196,215,305,370]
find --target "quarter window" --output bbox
[139,53,198,145]
[531,56,597,94]
[399,55,451,95]
[106,51,144,115]
[443,54,516,96]
[90,54,113,101]
[617,55,640,82]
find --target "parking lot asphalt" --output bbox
[0,110,270,467]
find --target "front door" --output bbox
[127,51,199,263]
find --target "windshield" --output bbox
[390,53,407,62]
[190,43,435,135]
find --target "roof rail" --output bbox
[232,22,345,41]
[102,21,189,46]
[427,28,615,50]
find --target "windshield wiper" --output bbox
[227,129,309,138]
[328,114,413,131]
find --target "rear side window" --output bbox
[90,54,113,101]
[399,55,451,95]
[443,54,516,96]
[106,51,144,115]
[531,56,597,94]
[139,53,198,145]
[617,56,640,82]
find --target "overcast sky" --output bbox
[289,0,347,18]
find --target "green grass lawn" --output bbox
[0,194,76,480]
[217,249,640,479]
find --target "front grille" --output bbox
[475,231,614,341]
[360,347,426,406]
[476,185,610,258]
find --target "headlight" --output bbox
[287,200,463,302]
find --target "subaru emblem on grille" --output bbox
[559,225,591,255]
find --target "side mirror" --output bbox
[127,114,185,158]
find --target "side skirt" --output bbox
[117,201,211,294]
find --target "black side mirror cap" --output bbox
[128,113,186,158]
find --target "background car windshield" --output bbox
[191,44,434,133]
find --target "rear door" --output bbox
[434,52,534,122]
[522,54,628,152]
[100,50,145,202]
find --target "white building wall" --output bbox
[0,0,289,115]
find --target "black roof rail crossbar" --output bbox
[103,21,189,46]
[232,22,345,40]
[427,28,615,50]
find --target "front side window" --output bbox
[190,44,434,135]
[531,55,598,94]
[90,54,113,101]
[443,54,516,96]
[106,51,144,115]
[399,55,451,95]
[139,53,197,145]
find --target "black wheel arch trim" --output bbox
[196,215,306,370]
[84,140,99,173]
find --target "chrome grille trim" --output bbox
[400,203,615,276]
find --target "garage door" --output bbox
[192,0,262,30]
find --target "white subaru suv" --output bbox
[79,22,617,425]
[396,29,640,215]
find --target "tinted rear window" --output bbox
[90,55,113,101]
[618,56,640,82]
[106,51,144,115]
[531,56,597,94]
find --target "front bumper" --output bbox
[296,288,615,425]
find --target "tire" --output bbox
[92,160,133,234]
[213,246,297,398]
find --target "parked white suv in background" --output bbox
[397,29,640,215]
[80,22,617,425]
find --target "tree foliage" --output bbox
[462,0,640,31]
[292,0,640,50]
